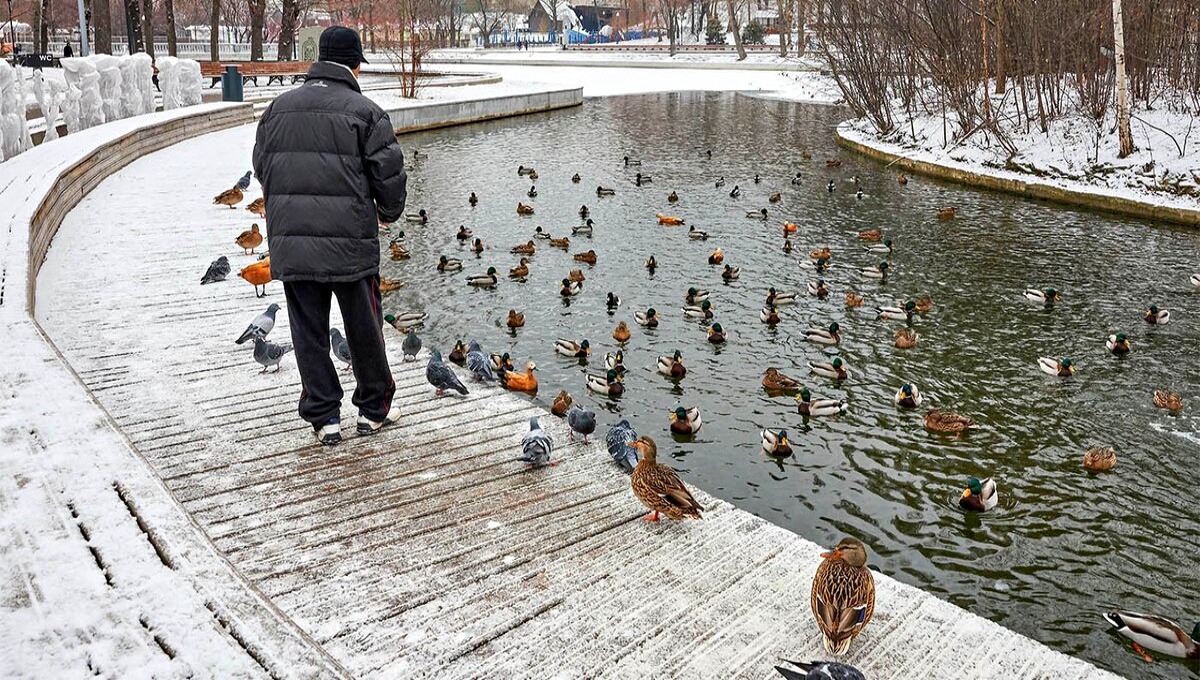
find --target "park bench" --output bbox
[198,60,312,88]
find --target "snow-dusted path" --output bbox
[32,122,1118,679]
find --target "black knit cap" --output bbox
[319,26,368,68]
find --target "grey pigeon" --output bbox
[605,419,640,471]
[330,328,352,370]
[236,171,252,190]
[427,349,469,396]
[465,340,495,382]
[200,256,230,284]
[566,406,596,443]
[252,337,292,373]
[235,303,279,344]
[402,328,422,362]
[774,660,865,680]
[520,416,554,466]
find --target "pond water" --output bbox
[388,92,1200,679]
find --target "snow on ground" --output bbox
[841,93,1200,214]
[421,46,823,68]
[0,105,348,680]
[364,62,841,102]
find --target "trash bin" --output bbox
[221,65,243,102]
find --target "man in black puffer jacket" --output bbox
[253,26,406,446]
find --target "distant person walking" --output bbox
[63,43,73,58]
[252,26,408,446]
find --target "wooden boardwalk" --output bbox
[33,123,1118,679]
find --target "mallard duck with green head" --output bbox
[1106,333,1132,355]
[959,477,998,512]
[685,287,710,304]
[636,308,660,327]
[761,429,792,456]
[605,350,627,374]
[796,388,847,417]
[1025,287,1061,305]
[809,357,848,381]
[437,255,463,272]
[761,305,781,325]
[877,300,916,322]
[767,287,797,305]
[587,368,624,396]
[803,322,841,345]
[1144,305,1170,324]
[466,267,498,287]
[683,300,714,320]
[1038,357,1075,377]
[707,323,727,343]
[1103,612,1199,662]
[555,338,590,358]
[670,406,703,434]
[657,350,687,379]
[894,383,922,408]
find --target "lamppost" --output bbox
[76,0,90,54]
[6,0,15,53]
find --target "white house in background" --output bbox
[527,0,584,34]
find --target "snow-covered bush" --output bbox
[179,60,202,106]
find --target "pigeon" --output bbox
[465,340,495,382]
[774,660,865,680]
[402,328,422,362]
[252,337,292,373]
[235,171,252,191]
[330,328,352,370]
[520,416,554,466]
[200,256,230,284]
[566,406,596,443]
[235,303,280,344]
[427,349,469,396]
[605,419,639,471]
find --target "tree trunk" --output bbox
[993,0,1006,94]
[778,0,788,57]
[278,0,298,59]
[796,0,805,55]
[1112,0,1133,157]
[140,0,154,57]
[209,0,218,60]
[726,0,745,60]
[164,0,177,55]
[123,0,143,52]
[34,0,49,52]
[979,0,989,122]
[248,0,265,60]
[93,0,113,53]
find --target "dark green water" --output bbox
[388,92,1200,678]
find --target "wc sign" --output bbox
[298,26,324,61]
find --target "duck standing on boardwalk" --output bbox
[253,26,407,444]
[236,223,264,254]
[238,257,274,297]
[630,436,703,521]
[811,537,875,655]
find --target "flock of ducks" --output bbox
[208,146,1198,670]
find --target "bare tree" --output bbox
[248,0,266,59]
[123,0,143,52]
[93,0,113,53]
[140,0,155,57]
[209,0,218,59]
[279,0,301,58]
[726,0,745,60]
[164,0,177,55]
[389,0,436,96]
[1112,0,1133,156]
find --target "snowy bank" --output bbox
[0,103,347,679]
[837,107,1200,226]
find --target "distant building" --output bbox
[573,4,624,33]
[528,0,558,33]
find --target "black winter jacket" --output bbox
[252,62,407,282]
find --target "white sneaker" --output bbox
[357,406,401,435]
[315,418,342,446]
